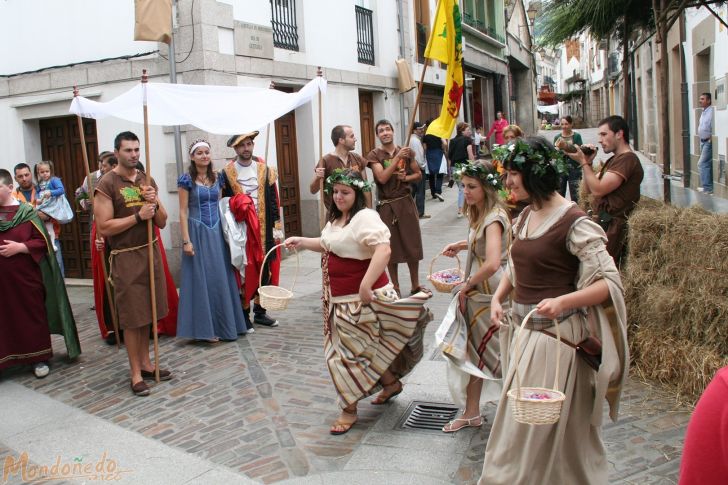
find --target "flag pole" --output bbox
[317,67,325,230]
[141,70,161,384]
[74,86,121,350]
[405,59,430,146]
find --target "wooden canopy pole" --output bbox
[317,67,325,230]
[264,81,275,163]
[141,70,160,383]
[73,86,120,350]
[404,59,430,147]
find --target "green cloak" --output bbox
[0,203,81,360]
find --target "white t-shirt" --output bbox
[234,161,259,208]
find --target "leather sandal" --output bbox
[130,380,151,397]
[141,368,172,381]
[330,408,358,435]
[410,286,433,297]
[372,379,403,405]
[442,415,483,433]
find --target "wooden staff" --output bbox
[405,58,430,146]
[141,70,160,383]
[73,86,121,350]
[316,67,326,230]
[264,81,275,163]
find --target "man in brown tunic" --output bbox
[94,131,171,397]
[310,124,371,210]
[568,115,644,266]
[367,119,429,297]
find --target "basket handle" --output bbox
[511,308,562,398]
[258,243,299,294]
[429,253,462,277]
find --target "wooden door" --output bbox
[274,110,302,237]
[419,85,445,125]
[39,116,97,278]
[358,91,375,155]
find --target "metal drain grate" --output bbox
[398,401,460,431]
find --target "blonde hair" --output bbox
[503,124,524,139]
[34,160,55,181]
[463,160,504,228]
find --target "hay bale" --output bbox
[630,327,728,402]
[624,198,728,403]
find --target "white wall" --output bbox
[225,0,403,78]
[0,0,157,75]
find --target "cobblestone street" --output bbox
[0,150,694,484]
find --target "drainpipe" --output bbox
[630,50,639,150]
[169,1,183,177]
[604,38,610,117]
[679,12,690,187]
[396,0,407,142]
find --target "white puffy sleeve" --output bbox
[351,209,391,247]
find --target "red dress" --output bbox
[0,205,53,369]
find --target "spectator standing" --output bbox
[697,92,714,194]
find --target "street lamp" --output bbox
[526,4,538,26]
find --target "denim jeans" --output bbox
[54,238,65,277]
[698,140,713,192]
[411,176,426,216]
[558,165,582,203]
[456,179,465,209]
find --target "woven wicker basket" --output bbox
[427,254,464,293]
[258,243,299,311]
[506,308,566,425]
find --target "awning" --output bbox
[537,104,559,115]
[70,76,327,134]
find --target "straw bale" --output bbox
[624,198,728,402]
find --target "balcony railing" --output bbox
[462,12,505,44]
[270,0,299,51]
[356,6,375,65]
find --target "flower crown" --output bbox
[504,139,569,177]
[452,163,503,191]
[324,168,373,194]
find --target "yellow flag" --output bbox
[134,0,173,44]
[424,0,464,139]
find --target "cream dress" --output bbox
[479,203,629,485]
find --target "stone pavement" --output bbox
[0,150,693,484]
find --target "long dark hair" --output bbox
[502,136,560,208]
[188,140,216,185]
[328,169,368,226]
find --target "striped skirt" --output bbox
[325,291,432,408]
[436,291,503,407]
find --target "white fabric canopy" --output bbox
[537,104,559,115]
[70,77,327,135]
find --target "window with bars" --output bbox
[270,0,299,51]
[355,6,375,65]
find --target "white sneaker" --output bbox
[33,362,50,378]
[435,193,445,202]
